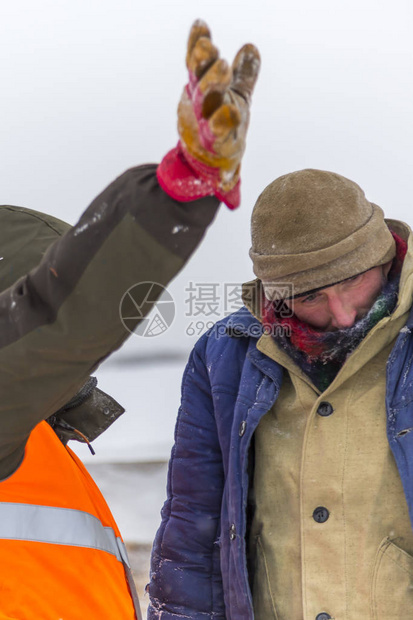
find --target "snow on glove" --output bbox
[157,19,261,209]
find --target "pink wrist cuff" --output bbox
[157,144,240,210]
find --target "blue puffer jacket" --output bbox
[148,305,413,619]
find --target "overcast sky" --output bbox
[1,0,413,344]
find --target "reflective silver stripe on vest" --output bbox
[0,502,130,567]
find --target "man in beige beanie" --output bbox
[149,168,413,620]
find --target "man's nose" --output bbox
[328,295,357,329]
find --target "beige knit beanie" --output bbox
[249,169,396,299]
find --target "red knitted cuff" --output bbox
[157,143,240,210]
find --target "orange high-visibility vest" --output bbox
[0,420,140,620]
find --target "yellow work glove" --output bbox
[157,19,261,209]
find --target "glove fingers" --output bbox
[187,36,219,81]
[209,104,241,141]
[197,58,232,119]
[198,58,232,94]
[186,19,211,58]
[231,43,261,102]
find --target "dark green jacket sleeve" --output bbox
[0,164,220,477]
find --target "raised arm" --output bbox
[0,20,260,479]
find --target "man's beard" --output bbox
[311,274,399,364]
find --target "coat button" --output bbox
[313,507,329,523]
[239,421,247,437]
[317,401,334,417]
[316,614,332,620]
[229,524,236,540]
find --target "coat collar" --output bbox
[388,220,413,326]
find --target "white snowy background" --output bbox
[1,0,413,542]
